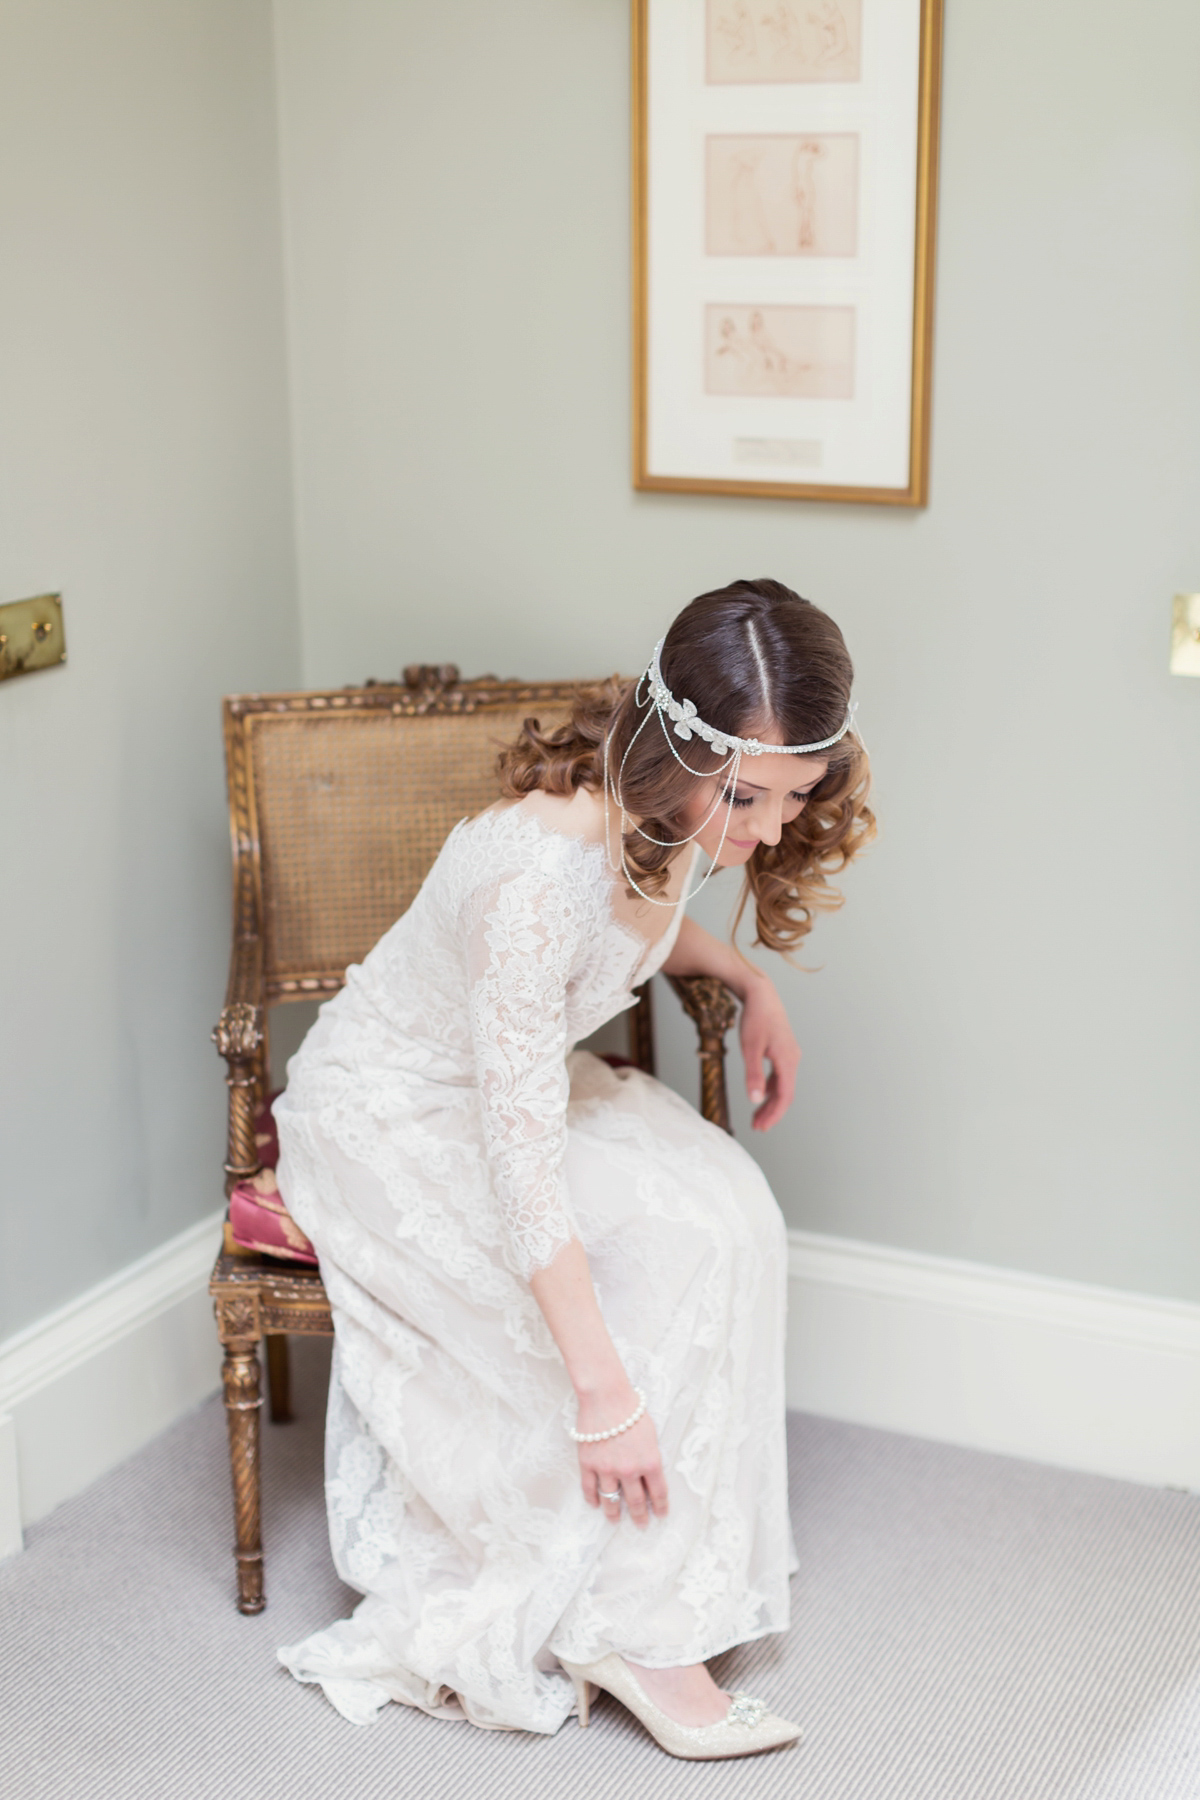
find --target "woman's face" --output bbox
[678,733,829,868]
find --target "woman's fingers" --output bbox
[580,1420,666,1526]
[599,1476,623,1523]
[756,1077,792,1131]
[741,977,803,1124]
[751,1043,802,1131]
[752,1068,782,1130]
[589,1462,667,1527]
[743,1030,768,1108]
[621,1475,651,1528]
[645,1463,670,1517]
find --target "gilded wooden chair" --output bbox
[209,666,738,1614]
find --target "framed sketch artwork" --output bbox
[633,0,943,504]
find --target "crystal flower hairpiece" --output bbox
[602,637,858,907]
[645,639,854,758]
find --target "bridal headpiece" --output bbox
[604,637,856,907]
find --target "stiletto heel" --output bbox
[570,1672,593,1727]
[558,1654,801,1761]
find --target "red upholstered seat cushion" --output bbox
[228,1094,318,1267]
[229,1183,319,1266]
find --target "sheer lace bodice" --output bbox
[285,805,689,1279]
[273,803,793,1735]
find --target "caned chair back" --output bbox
[223,670,587,1004]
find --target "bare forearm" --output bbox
[534,1239,667,1522]
[530,1239,635,1407]
[660,915,764,1002]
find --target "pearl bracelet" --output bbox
[568,1388,647,1445]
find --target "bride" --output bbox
[272,577,874,1760]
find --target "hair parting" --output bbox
[744,616,774,721]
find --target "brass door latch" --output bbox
[0,594,66,682]
[1170,594,1200,678]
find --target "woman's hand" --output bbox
[575,1388,668,1529]
[739,969,802,1132]
[530,1245,669,1529]
[662,918,802,1132]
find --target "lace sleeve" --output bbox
[464,864,583,1280]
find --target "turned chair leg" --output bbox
[222,1339,265,1614]
[265,1334,292,1424]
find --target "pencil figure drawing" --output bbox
[705,304,856,398]
[707,134,859,257]
[707,0,862,84]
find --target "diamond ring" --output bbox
[598,1487,621,1503]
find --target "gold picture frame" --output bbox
[633,0,943,506]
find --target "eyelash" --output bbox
[723,791,810,810]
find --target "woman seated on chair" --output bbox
[270,577,873,1761]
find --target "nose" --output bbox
[756,803,785,847]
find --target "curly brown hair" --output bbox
[497,578,875,953]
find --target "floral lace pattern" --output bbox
[465,867,584,1278]
[274,806,793,1734]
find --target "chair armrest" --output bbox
[666,975,739,1135]
[213,931,267,1196]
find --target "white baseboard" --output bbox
[786,1229,1200,1491]
[0,1415,21,1559]
[2,1213,1196,1557]
[0,1212,225,1548]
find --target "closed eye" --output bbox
[723,788,815,810]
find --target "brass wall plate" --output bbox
[1170,594,1200,678]
[0,593,66,683]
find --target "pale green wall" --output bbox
[0,0,300,1336]
[3,0,1196,1346]
[273,0,1200,1299]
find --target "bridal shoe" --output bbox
[558,1654,802,1761]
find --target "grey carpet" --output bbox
[2,1338,1200,1800]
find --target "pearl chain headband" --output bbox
[603,638,857,907]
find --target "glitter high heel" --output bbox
[558,1654,802,1761]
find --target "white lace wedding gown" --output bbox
[274,805,794,1733]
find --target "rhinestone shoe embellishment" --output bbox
[728,1693,768,1728]
[559,1653,802,1761]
